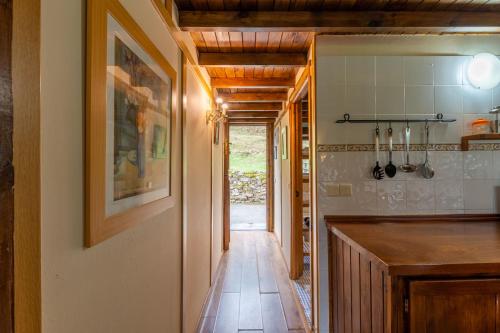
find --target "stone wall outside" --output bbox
[230,171,266,203]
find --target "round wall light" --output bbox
[466,52,500,90]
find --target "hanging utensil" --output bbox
[372,125,385,180]
[384,125,397,178]
[420,122,435,179]
[399,123,417,173]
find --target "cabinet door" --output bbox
[409,279,500,333]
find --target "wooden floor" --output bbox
[198,231,307,333]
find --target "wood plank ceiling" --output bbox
[175,0,500,120]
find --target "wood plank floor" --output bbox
[198,231,307,333]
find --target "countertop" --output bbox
[326,217,500,276]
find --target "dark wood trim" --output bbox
[12,0,41,330]
[227,111,278,118]
[0,1,14,331]
[266,123,274,233]
[218,92,287,102]
[461,133,500,151]
[229,118,276,124]
[325,214,500,225]
[227,102,282,111]
[212,78,294,88]
[199,52,307,66]
[222,121,230,251]
[179,10,500,33]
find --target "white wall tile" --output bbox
[431,115,463,144]
[405,86,434,115]
[463,179,498,211]
[494,85,500,107]
[494,151,500,179]
[347,56,375,86]
[345,86,376,116]
[406,180,435,211]
[435,179,464,210]
[317,55,346,86]
[463,151,494,179]
[429,151,463,180]
[405,56,434,85]
[376,56,404,86]
[376,181,406,211]
[435,86,462,114]
[376,86,404,115]
[462,85,493,114]
[434,56,465,85]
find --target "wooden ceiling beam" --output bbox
[226,102,282,111]
[229,118,276,124]
[179,11,500,33]
[199,52,307,66]
[219,92,287,102]
[212,78,294,88]
[227,111,279,118]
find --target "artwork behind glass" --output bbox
[111,36,171,203]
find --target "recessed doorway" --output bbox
[229,125,267,231]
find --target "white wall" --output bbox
[280,114,292,269]
[40,1,213,332]
[212,124,225,282]
[315,35,500,332]
[273,125,283,245]
[183,63,213,333]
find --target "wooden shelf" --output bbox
[461,133,500,150]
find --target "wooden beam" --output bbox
[219,92,287,102]
[199,52,307,66]
[179,11,500,33]
[227,102,282,111]
[212,78,294,88]
[227,111,279,118]
[229,118,276,124]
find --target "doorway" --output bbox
[229,125,267,231]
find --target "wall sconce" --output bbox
[206,97,228,124]
[466,52,500,90]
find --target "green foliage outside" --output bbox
[229,126,266,173]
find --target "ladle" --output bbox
[399,123,417,173]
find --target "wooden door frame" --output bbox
[288,66,310,276]
[11,0,42,331]
[1,2,14,331]
[223,121,275,250]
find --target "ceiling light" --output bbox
[216,97,223,104]
[466,52,500,90]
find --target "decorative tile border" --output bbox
[317,143,499,152]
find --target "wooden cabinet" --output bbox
[409,279,500,333]
[326,215,500,333]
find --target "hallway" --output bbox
[198,232,307,333]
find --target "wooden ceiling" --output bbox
[175,0,499,11]
[174,0,500,121]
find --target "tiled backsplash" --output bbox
[318,150,500,215]
[317,55,500,145]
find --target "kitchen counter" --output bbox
[326,218,500,276]
[325,214,500,333]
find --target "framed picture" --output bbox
[281,126,288,160]
[86,0,176,247]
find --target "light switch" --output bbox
[326,184,340,197]
[339,183,353,197]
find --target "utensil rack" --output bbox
[336,113,456,124]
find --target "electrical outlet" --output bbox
[339,183,353,197]
[326,184,340,197]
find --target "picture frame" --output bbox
[281,126,288,160]
[86,0,176,247]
